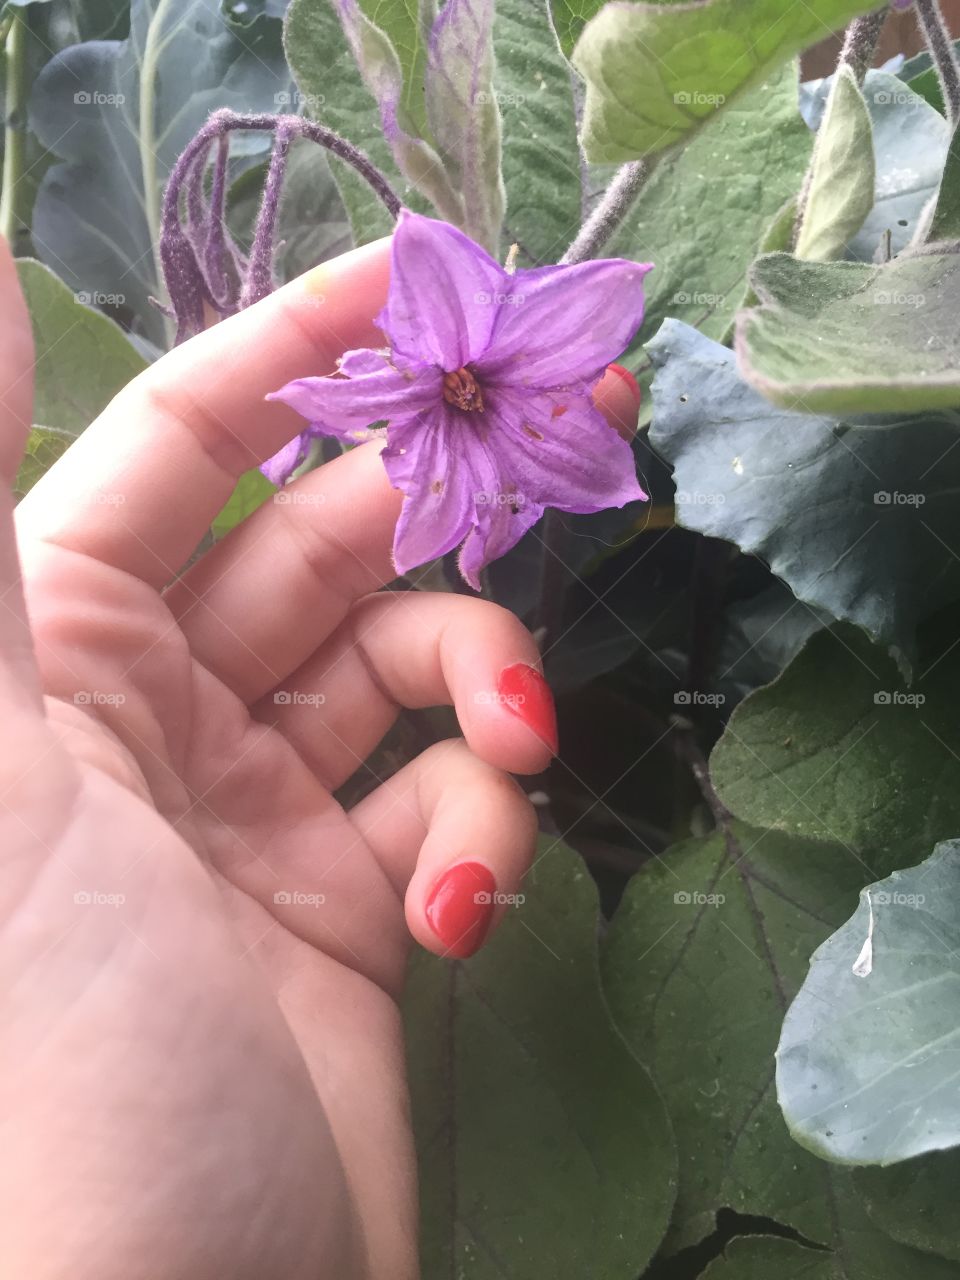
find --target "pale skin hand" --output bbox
[0,234,639,1279]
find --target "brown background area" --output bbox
[805,1,960,76]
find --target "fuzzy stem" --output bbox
[240,123,293,309]
[560,161,648,265]
[0,9,29,246]
[916,0,960,124]
[839,7,889,83]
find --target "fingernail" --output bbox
[607,362,642,412]
[425,861,496,959]
[497,663,558,755]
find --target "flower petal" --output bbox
[267,353,442,444]
[476,258,652,390]
[458,493,543,591]
[260,433,311,487]
[485,385,648,512]
[380,210,505,371]
[383,407,477,576]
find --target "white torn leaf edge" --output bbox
[852,890,875,978]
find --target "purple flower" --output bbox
[266,211,651,588]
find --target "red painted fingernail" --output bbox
[498,662,558,755]
[425,861,496,958]
[608,362,642,412]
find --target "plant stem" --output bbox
[916,0,960,125]
[560,160,648,265]
[0,9,29,246]
[839,7,889,84]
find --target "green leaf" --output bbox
[404,835,676,1279]
[647,319,960,663]
[796,67,875,262]
[856,1150,960,1261]
[285,0,423,243]
[701,1227,960,1280]
[603,821,866,1252]
[778,840,960,1165]
[903,39,960,117]
[29,0,289,345]
[211,468,276,539]
[609,62,811,370]
[359,0,429,137]
[549,0,602,57]
[701,1236,834,1280]
[929,120,960,242]
[15,258,147,436]
[736,251,960,415]
[709,621,960,875]
[570,0,882,163]
[14,427,75,500]
[494,0,582,265]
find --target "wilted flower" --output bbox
[267,211,651,588]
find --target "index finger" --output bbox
[15,238,392,587]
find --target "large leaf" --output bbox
[29,0,289,345]
[15,258,147,435]
[736,251,960,415]
[796,67,875,262]
[801,70,951,261]
[570,0,883,163]
[778,841,960,1165]
[700,1227,960,1279]
[494,0,581,266]
[404,835,676,1279]
[647,319,960,663]
[603,821,866,1252]
[709,621,960,875]
[856,1150,960,1261]
[609,62,812,368]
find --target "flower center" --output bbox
[442,366,484,413]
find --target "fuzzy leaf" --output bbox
[736,251,960,415]
[570,0,885,163]
[796,66,875,262]
[494,0,581,265]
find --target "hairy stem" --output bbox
[560,160,648,265]
[916,0,960,125]
[839,7,889,84]
[240,123,293,309]
[0,9,29,246]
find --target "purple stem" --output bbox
[240,122,293,309]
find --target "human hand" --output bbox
[1,232,640,1279]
